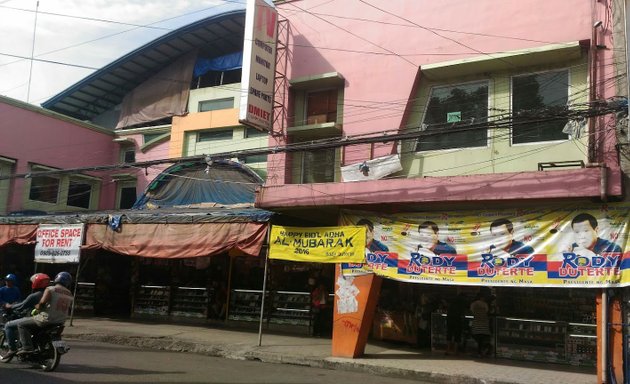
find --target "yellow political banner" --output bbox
[341,203,630,288]
[269,225,366,263]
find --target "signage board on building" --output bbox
[269,225,366,263]
[239,0,278,132]
[341,204,630,288]
[35,224,84,263]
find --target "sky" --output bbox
[0,0,245,106]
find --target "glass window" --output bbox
[245,127,268,138]
[29,176,59,204]
[243,154,268,164]
[143,133,164,143]
[197,129,233,142]
[67,181,92,209]
[199,97,234,112]
[122,149,135,163]
[417,81,489,151]
[306,89,337,125]
[301,149,335,183]
[119,186,137,209]
[512,70,569,144]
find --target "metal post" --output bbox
[257,226,272,346]
[224,255,234,322]
[69,259,81,326]
[602,288,608,384]
[257,252,270,347]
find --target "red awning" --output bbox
[0,224,37,247]
[83,222,268,258]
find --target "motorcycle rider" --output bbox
[0,274,22,306]
[16,272,73,356]
[2,273,50,358]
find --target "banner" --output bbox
[35,224,84,263]
[269,225,365,263]
[340,204,630,288]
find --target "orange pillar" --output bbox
[331,266,382,358]
[596,290,624,384]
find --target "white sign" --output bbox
[239,0,278,132]
[35,224,84,263]
[341,154,403,182]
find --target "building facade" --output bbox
[0,96,117,215]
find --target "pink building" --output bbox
[252,1,626,378]
[258,0,623,210]
[0,96,117,214]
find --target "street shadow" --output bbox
[56,363,184,376]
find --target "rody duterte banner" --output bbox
[35,224,84,263]
[341,204,630,288]
[269,225,365,263]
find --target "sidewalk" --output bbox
[63,317,596,384]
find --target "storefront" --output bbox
[336,204,628,368]
[372,281,597,366]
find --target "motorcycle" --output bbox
[0,308,70,371]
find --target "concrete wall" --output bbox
[268,0,617,185]
[0,97,116,213]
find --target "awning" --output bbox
[0,224,37,247]
[83,222,267,258]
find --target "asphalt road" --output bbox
[0,340,428,384]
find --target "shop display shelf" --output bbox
[73,282,95,311]
[134,285,171,316]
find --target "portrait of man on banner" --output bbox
[357,218,388,253]
[416,221,457,257]
[568,213,622,257]
[487,218,534,257]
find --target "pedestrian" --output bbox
[470,292,492,357]
[445,288,468,355]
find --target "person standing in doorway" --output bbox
[445,288,468,355]
[470,292,492,358]
[311,281,330,337]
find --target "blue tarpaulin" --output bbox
[133,160,263,210]
[193,51,243,78]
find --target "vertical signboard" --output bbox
[35,224,84,263]
[239,0,278,132]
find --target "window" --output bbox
[143,133,164,143]
[416,81,488,151]
[306,89,337,125]
[29,176,59,204]
[199,97,234,112]
[245,127,268,138]
[122,149,135,163]
[301,149,336,183]
[197,129,234,142]
[243,154,268,164]
[118,186,137,209]
[194,69,242,88]
[67,181,92,209]
[512,70,569,144]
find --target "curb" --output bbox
[66,332,521,384]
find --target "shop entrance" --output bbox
[372,280,597,367]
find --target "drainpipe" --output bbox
[586,163,608,202]
[600,164,608,202]
[602,289,609,384]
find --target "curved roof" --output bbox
[42,10,245,121]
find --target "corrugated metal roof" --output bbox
[41,10,246,121]
[0,207,273,225]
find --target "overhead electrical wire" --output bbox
[1,97,624,182]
